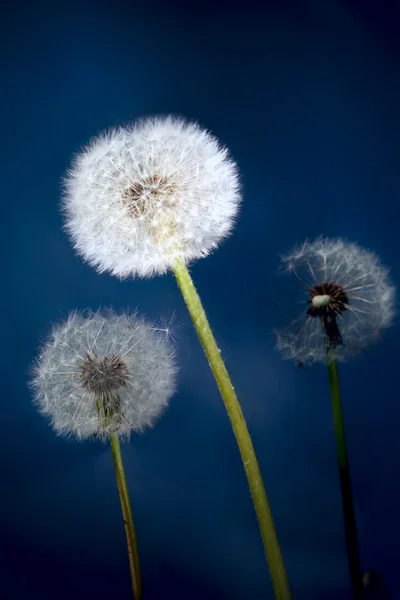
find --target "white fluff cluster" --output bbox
[30,309,178,441]
[62,116,241,279]
[274,236,396,365]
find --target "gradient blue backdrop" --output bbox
[1,0,399,598]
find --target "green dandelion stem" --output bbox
[327,352,363,600]
[172,257,291,600]
[110,432,143,600]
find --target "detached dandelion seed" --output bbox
[274,236,396,600]
[151,311,183,347]
[30,308,178,600]
[62,116,291,599]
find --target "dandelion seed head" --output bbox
[274,236,396,366]
[62,116,241,279]
[30,309,178,441]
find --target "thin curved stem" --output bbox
[110,433,143,600]
[173,258,291,600]
[326,352,363,599]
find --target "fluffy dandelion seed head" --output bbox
[62,116,241,279]
[30,309,178,441]
[274,236,396,365]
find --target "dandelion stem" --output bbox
[172,257,291,600]
[326,352,363,600]
[110,433,143,600]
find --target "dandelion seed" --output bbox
[151,311,183,347]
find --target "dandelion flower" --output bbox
[31,308,177,441]
[62,116,241,279]
[275,236,396,366]
[274,236,396,598]
[30,308,177,600]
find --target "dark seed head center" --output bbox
[306,282,349,319]
[122,174,178,219]
[80,352,129,395]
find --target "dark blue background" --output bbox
[2,1,399,598]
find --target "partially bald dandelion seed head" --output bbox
[61,116,241,279]
[274,236,396,366]
[30,309,178,441]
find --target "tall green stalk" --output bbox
[97,396,142,600]
[326,350,363,599]
[110,433,143,600]
[173,257,291,600]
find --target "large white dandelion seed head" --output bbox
[274,236,396,366]
[30,309,178,441]
[61,116,242,279]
